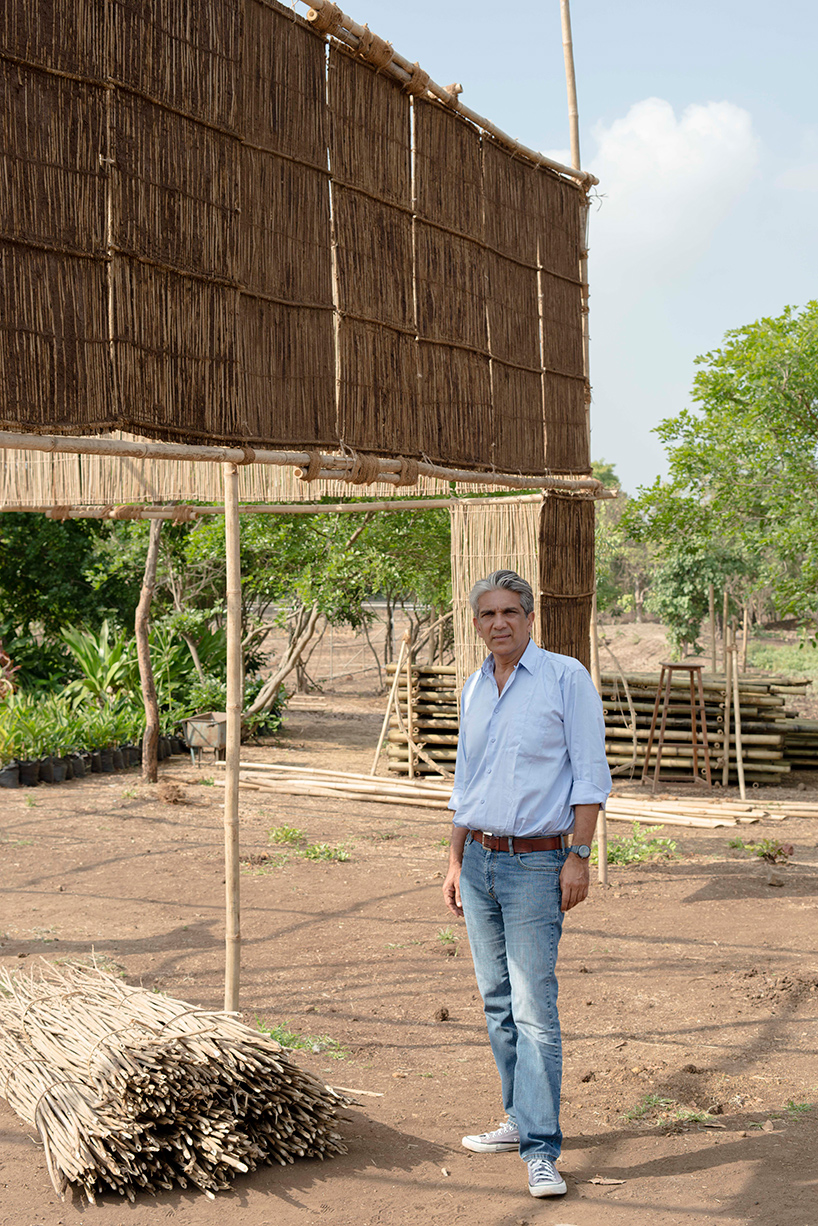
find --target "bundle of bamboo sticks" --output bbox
[599,670,813,784]
[385,662,458,776]
[0,963,347,1203]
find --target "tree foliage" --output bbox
[625,301,818,638]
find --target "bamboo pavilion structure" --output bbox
[1,0,606,1004]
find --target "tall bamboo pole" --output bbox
[722,628,732,788]
[223,463,242,1011]
[371,635,408,775]
[741,601,750,672]
[732,631,747,800]
[560,0,581,169]
[405,639,415,780]
[709,584,716,673]
[135,519,162,783]
[722,590,729,671]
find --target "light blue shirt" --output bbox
[449,638,611,838]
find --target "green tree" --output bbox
[626,301,818,635]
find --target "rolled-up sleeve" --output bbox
[562,665,612,807]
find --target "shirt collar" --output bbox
[481,637,538,676]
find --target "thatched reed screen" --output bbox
[1,0,588,479]
[539,494,594,670]
[450,499,542,693]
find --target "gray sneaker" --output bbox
[527,1156,567,1197]
[461,1119,520,1152]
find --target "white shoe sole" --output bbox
[461,1137,520,1153]
[528,1178,567,1197]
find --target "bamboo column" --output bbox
[709,584,716,673]
[223,463,242,1011]
[405,638,415,780]
[135,519,162,783]
[722,590,729,671]
[741,601,750,672]
[371,634,409,774]
[722,628,732,788]
[732,637,747,800]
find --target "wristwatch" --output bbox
[569,844,592,859]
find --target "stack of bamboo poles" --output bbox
[599,670,813,785]
[214,762,796,828]
[384,661,459,777]
[0,963,347,1203]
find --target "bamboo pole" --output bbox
[722,629,732,788]
[709,584,716,672]
[722,590,729,671]
[0,432,608,496]
[560,0,582,170]
[371,635,408,774]
[732,640,747,801]
[223,463,242,1012]
[135,519,162,783]
[405,639,415,780]
[742,601,750,672]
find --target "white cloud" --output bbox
[584,98,760,286]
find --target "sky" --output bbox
[345,0,817,492]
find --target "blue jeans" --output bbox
[459,834,568,1161]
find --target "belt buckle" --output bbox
[483,832,500,851]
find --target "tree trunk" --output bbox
[383,598,394,666]
[136,519,162,783]
[243,602,322,717]
[634,581,644,623]
[182,633,206,682]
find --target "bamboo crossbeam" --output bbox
[301,1,598,187]
[0,432,608,496]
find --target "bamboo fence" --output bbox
[0,962,348,1203]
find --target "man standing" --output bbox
[443,569,611,1199]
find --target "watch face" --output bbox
[572,844,591,859]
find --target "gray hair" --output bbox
[469,570,535,616]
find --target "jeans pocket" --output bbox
[515,850,566,873]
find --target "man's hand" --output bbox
[443,862,463,917]
[559,852,590,912]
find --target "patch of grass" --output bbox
[240,852,290,874]
[437,927,457,945]
[199,776,215,786]
[24,796,37,808]
[437,837,450,847]
[260,1020,347,1059]
[268,824,306,846]
[375,831,398,841]
[121,786,137,799]
[748,641,818,681]
[592,823,678,866]
[622,1094,714,1127]
[785,1100,813,1118]
[302,842,350,862]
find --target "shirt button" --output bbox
[491,738,496,743]
[487,768,492,774]
[480,799,485,804]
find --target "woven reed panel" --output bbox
[538,494,593,667]
[111,0,240,129]
[540,172,585,282]
[329,48,416,453]
[238,0,334,446]
[413,100,490,465]
[0,249,111,431]
[450,498,541,694]
[114,262,237,442]
[0,0,104,73]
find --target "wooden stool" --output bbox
[641,662,712,793]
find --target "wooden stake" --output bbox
[590,593,602,694]
[223,463,242,1012]
[597,807,608,886]
[371,635,408,774]
[709,584,716,673]
[732,640,747,800]
[722,589,729,671]
[742,601,750,672]
[135,518,162,783]
[405,638,415,780]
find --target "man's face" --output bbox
[473,589,534,663]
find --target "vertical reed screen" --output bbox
[0,0,590,479]
[538,494,594,668]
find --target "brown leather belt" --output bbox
[470,831,564,853]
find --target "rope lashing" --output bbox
[237,446,256,465]
[45,506,71,520]
[171,505,197,523]
[110,505,144,520]
[397,457,420,487]
[306,2,344,36]
[403,61,430,96]
[345,452,381,485]
[295,451,323,483]
[357,26,394,70]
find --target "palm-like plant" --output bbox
[62,621,134,708]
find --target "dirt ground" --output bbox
[2,631,818,1226]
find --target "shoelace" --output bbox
[528,1157,558,1180]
